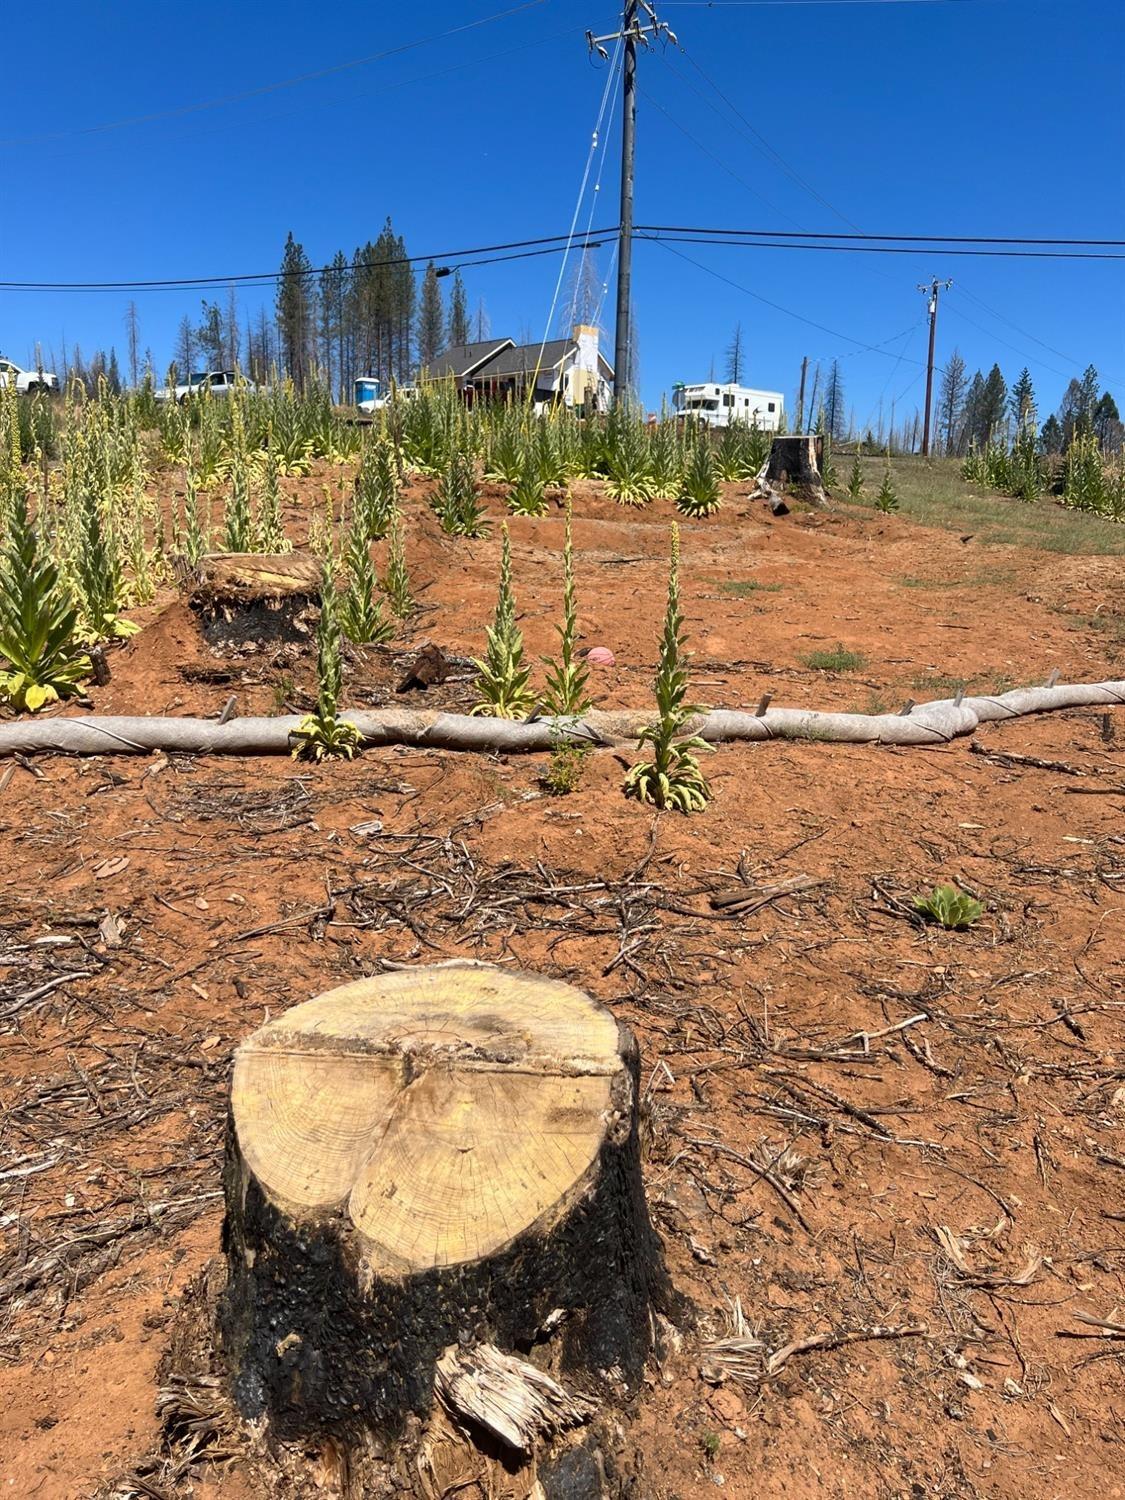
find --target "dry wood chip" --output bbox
[435,1344,594,1456]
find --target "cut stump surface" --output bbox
[231,963,624,1274]
[221,962,671,1442]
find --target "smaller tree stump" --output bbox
[219,962,671,1444]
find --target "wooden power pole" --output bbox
[588,4,677,404]
[918,277,953,458]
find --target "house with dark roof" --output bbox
[421,324,613,410]
[421,339,514,383]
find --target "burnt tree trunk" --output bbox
[759,434,828,505]
[218,962,672,1446]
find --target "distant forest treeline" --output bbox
[50,220,485,402]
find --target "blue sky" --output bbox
[2,0,1122,427]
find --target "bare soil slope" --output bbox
[1,470,1123,1498]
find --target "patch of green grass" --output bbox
[911,673,968,699]
[846,457,1125,557]
[721,579,783,597]
[895,568,1017,590]
[802,643,867,673]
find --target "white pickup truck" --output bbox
[154,370,256,404]
[0,357,58,395]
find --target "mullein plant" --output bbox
[356,437,398,540]
[471,523,536,719]
[381,505,414,617]
[433,449,489,537]
[255,441,289,553]
[676,434,722,517]
[507,466,549,518]
[339,504,393,645]
[180,449,209,566]
[0,488,91,712]
[603,404,653,506]
[222,397,254,551]
[846,447,864,501]
[624,523,712,813]
[291,560,361,761]
[541,498,592,719]
[72,447,136,640]
[715,420,750,482]
[484,406,525,485]
[647,414,683,499]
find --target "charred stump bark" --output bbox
[758,434,828,505]
[218,962,671,1447]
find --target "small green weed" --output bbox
[801,643,867,673]
[701,1433,721,1462]
[913,884,983,930]
[721,579,783,597]
[540,742,589,796]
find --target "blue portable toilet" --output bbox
[355,376,383,413]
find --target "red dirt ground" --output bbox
[1,469,1123,1498]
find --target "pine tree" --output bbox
[447,270,470,348]
[196,301,225,368]
[1039,414,1064,455]
[124,302,140,389]
[823,360,846,442]
[175,317,196,383]
[962,370,986,449]
[980,364,1008,444]
[1093,392,1121,449]
[938,349,968,454]
[417,263,445,371]
[875,463,899,513]
[276,232,314,388]
[725,323,745,385]
[1010,368,1036,436]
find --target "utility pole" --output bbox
[796,355,808,433]
[918,277,953,458]
[588,3,677,404]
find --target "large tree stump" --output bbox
[757,433,828,505]
[219,962,670,1445]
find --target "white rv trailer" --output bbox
[672,382,784,431]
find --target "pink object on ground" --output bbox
[586,647,616,667]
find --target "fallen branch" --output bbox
[764,1323,927,1378]
[1,679,1122,757]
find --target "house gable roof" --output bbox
[423,339,514,381]
[470,338,615,382]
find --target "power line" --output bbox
[950,284,1122,382]
[0,2,551,149]
[639,233,1125,260]
[646,234,943,371]
[641,224,1125,247]
[636,86,807,229]
[0,231,619,294]
[667,52,860,229]
[661,1,1013,7]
